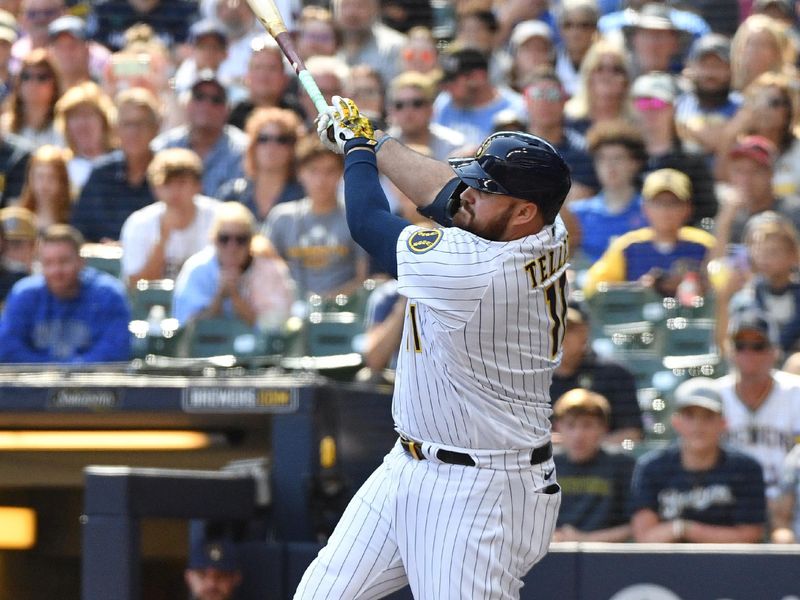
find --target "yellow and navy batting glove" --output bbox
[329,96,376,152]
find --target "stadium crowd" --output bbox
[0,0,798,550]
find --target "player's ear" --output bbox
[514,199,541,227]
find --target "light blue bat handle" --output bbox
[298,70,328,115]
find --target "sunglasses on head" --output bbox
[20,71,52,83]
[191,90,226,105]
[526,87,564,102]
[634,97,670,112]
[393,98,427,110]
[734,340,770,352]
[256,133,294,145]
[217,233,250,246]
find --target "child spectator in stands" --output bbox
[0,206,36,274]
[551,301,643,444]
[71,86,159,243]
[555,0,599,97]
[172,202,294,330]
[18,144,72,232]
[564,38,633,142]
[120,148,220,285]
[295,5,338,63]
[53,81,116,193]
[2,48,61,148]
[263,135,368,298]
[730,14,796,92]
[583,169,715,298]
[0,224,131,363]
[630,377,766,543]
[552,388,634,542]
[216,107,305,224]
[567,119,647,262]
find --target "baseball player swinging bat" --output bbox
[243,0,328,116]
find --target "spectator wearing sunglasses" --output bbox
[172,201,294,329]
[385,70,464,161]
[216,107,305,224]
[631,71,718,225]
[396,26,439,78]
[715,310,800,507]
[152,69,247,198]
[555,0,599,97]
[12,0,64,63]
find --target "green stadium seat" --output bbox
[182,316,259,358]
[80,243,123,278]
[660,317,717,358]
[128,279,174,320]
[305,311,363,357]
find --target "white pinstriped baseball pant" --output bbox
[294,442,561,600]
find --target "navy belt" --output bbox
[400,437,552,468]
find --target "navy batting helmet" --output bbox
[448,131,572,224]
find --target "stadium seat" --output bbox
[128,279,175,321]
[585,283,664,339]
[80,243,123,278]
[305,311,364,357]
[660,317,717,358]
[182,316,260,358]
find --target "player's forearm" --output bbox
[374,132,455,209]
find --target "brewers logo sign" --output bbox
[407,229,442,254]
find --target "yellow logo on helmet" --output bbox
[407,229,442,254]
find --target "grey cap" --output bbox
[687,33,732,63]
[631,71,678,104]
[674,377,723,414]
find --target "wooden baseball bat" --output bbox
[243,0,328,116]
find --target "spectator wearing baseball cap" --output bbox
[631,71,718,225]
[630,376,766,543]
[0,206,36,275]
[173,19,230,95]
[623,3,691,76]
[716,309,800,503]
[184,538,242,600]
[675,33,741,163]
[46,15,110,90]
[432,46,526,146]
[508,20,555,92]
[584,168,715,298]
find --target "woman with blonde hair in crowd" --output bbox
[216,107,305,224]
[730,14,796,92]
[54,80,117,194]
[1,48,61,147]
[18,144,73,232]
[564,38,634,142]
[172,201,295,330]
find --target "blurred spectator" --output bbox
[550,302,643,443]
[491,108,526,132]
[173,18,230,95]
[397,26,439,77]
[184,538,242,600]
[494,0,557,48]
[152,69,247,197]
[295,5,338,63]
[0,128,32,207]
[630,377,766,543]
[564,38,633,141]
[0,206,36,274]
[0,10,17,104]
[714,136,800,249]
[716,310,800,503]
[584,169,715,298]
[675,33,741,164]
[0,218,24,303]
[345,64,385,127]
[18,144,71,231]
[210,0,262,90]
[263,135,368,298]
[53,81,116,193]
[718,73,800,199]
[333,0,406,84]
[92,0,199,52]
[120,148,221,284]
[622,3,688,76]
[1,48,62,148]
[71,86,158,242]
[730,14,796,92]
[46,15,110,89]
[454,5,508,86]
[524,68,597,201]
[555,0,600,97]
[227,35,302,131]
[726,214,800,354]
[771,442,800,542]
[551,388,634,542]
[217,107,305,223]
[631,71,718,224]
[567,119,647,262]
[385,70,465,161]
[12,0,64,62]
[173,201,294,329]
[507,20,556,92]
[297,55,347,130]
[432,47,525,146]
[598,0,710,45]
[380,0,431,32]
[0,224,131,363]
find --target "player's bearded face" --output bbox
[453,188,515,241]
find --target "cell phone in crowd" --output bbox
[111,53,151,78]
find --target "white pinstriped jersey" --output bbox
[716,371,800,499]
[394,216,570,450]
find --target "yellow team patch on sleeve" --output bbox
[407,229,442,254]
